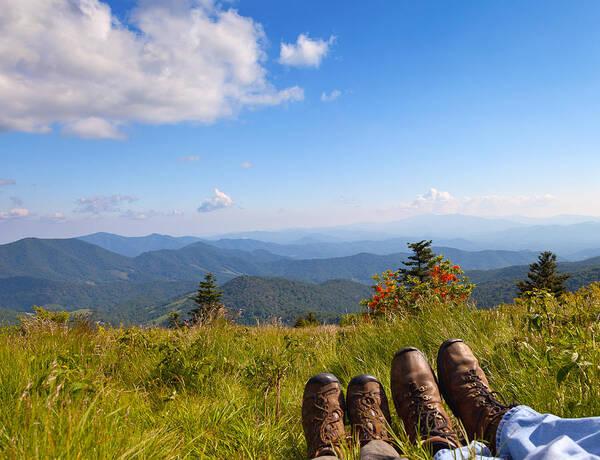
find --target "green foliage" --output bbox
[166,310,184,329]
[1,285,600,458]
[31,305,70,324]
[293,312,320,328]
[339,313,360,327]
[517,251,570,298]
[365,255,474,317]
[219,276,369,325]
[153,339,215,391]
[397,240,435,285]
[189,272,227,325]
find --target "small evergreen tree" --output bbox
[517,251,569,298]
[397,240,436,284]
[294,312,320,328]
[189,272,225,325]
[166,311,184,329]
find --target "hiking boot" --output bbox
[436,339,518,454]
[346,374,393,446]
[302,373,347,458]
[390,347,460,452]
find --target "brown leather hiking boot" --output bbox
[390,347,460,453]
[346,374,393,447]
[436,339,518,454]
[302,373,347,458]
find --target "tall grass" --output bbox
[1,285,600,459]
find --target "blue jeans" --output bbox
[434,405,600,460]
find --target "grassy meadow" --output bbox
[1,285,600,459]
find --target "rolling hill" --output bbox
[3,237,600,323]
[153,276,371,326]
[0,238,285,284]
[0,238,142,282]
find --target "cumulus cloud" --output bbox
[198,188,233,213]
[279,34,335,67]
[0,179,15,186]
[0,0,304,139]
[387,188,559,216]
[411,188,460,214]
[240,162,253,168]
[321,89,341,102]
[62,118,124,140]
[179,156,200,162]
[75,194,138,214]
[10,196,23,206]
[0,208,29,220]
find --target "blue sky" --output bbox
[1,0,600,242]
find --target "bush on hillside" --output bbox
[18,305,93,333]
[362,256,474,318]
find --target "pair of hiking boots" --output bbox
[302,339,517,458]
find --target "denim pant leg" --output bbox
[433,441,498,460]
[360,440,406,460]
[496,405,600,460]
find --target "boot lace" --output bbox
[461,369,518,441]
[461,370,517,415]
[406,382,456,440]
[312,391,345,444]
[351,390,389,441]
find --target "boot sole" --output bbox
[435,338,464,419]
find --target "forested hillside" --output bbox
[3,237,600,322]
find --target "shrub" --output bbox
[362,257,474,318]
[294,312,320,328]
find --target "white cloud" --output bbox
[198,188,233,213]
[411,188,460,214]
[241,162,253,168]
[0,208,29,220]
[460,193,557,216]
[0,179,15,186]
[0,0,304,139]
[179,156,201,162]
[279,34,335,67]
[321,89,341,102]
[385,188,559,217]
[41,212,67,222]
[62,118,124,140]
[75,194,138,213]
[10,196,23,206]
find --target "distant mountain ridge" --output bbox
[3,236,600,324]
[0,237,545,287]
[77,232,543,268]
[79,232,203,257]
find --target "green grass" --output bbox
[1,285,600,459]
